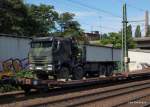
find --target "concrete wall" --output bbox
[0,36,31,61]
[0,35,31,72]
[128,50,150,71]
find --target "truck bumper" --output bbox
[29,64,54,74]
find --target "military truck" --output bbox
[28,36,121,80]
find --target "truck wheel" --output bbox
[37,74,48,80]
[99,65,107,76]
[58,67,70,81]
[109,65,114,76]
[21,85,31,94]
[106,65,113,76]
[73,66,84,80]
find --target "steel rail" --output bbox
[25,80,150,107]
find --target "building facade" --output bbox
[85,31,100,41]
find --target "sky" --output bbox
[25,0,150,36]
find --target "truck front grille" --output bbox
[33,56,47,60]
[31,56,47,64]
[35,64,44,66]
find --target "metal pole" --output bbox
[122,3,128,72]
[121,28,124,72]
[99,16,102,39]
[122,4,125,72]
[145,11,149,36]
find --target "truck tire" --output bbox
[99,65,107,76]
[58,67,70,81]
[106,65,113,76]
[37,74,48,80]
[21,85,31,94]
[109,65,114,76]
[73,66,84,80]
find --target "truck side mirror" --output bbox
[53,40,61,53]
[57,41,60,49]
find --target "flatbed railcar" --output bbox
[17,70,150,93]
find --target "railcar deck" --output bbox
[16,69,150,88]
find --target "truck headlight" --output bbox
[29,64,33,70]
[47,64,52,70]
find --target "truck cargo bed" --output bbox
[82,44,121,62]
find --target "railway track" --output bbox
[115,94,150,107]
[0,77,150,107]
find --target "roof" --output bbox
[129,49,150,53]
[32,36,72,42]
[0,33,32,39]
[84,43,120,49]
[32,36,53,41]
[134,37,150,42]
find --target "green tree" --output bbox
[127,24,132,37]
[101,33,108,39]
[126,24,135,48]
[56,12,87,43]
[100,32,122,48]
[26,4,59,36]
[58,12,83,37]
[0,1,85,38]
[135,25,141,37]
[146,25,150,37]
[0,1,59,36]
[100,25,135,49]
[0,0,28,35]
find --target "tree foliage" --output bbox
[0,0,83,38]
[101,33,107,39]
[100,32,122,48]
[57,12,83,37]
[100,24,135,49]
[126,24,135,48]
[54,12,86,42]
[26,4,58,36]
[0,0,28,35]
[135,25,141,37]
[146,25,150,37]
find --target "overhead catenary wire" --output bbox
[115,0,146,12]
[65,0,146,30]
[131,25,145,28]
[81,22,121,31]
[52,0,122,25]
[53,0,147,34]
[95,25,120,31]
[66,0,122,19]
[114,0,147,23]
[128,20,145,23]
[126,4,145,12]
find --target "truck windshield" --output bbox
[31,41,52,48]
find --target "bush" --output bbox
[15,70,34,78]
[0,84,20,93]
[0,70,34,93]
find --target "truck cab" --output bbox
[28,36,81,80]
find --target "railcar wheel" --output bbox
[38,85,49,93]
[73,66,84,80]
[57,67,70,81]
